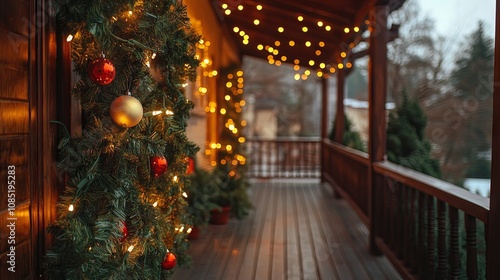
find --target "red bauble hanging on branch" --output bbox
[161,252,176,270]
[186,157,195,175]
[150,155,168,177]
[88,55,116,85]
[120,221,128,242]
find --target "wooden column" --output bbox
[321,77,329,140]
[486,0,500,278]
[321,77,329,183]
[368,2,389,254]
[334,69,345,143]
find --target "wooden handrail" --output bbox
[322,139,369,166]
[373,161,489,222]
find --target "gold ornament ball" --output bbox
[110,95,143,128]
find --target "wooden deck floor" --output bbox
[172,179,401,280]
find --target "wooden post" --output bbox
[321,77,329,183]
[334,69,345,143]
[321,77,329,140]
[368,2,389,254]
[486,0,500,278]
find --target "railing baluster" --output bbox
[465,214,478,280]
[398,183,405,258]
[409,187,417,273]
[449,206,460,279]
[383,179,391,245]
[418,191,426,276]
[403,185,410,261]
[437,200,447,279]
[427,195,435,279]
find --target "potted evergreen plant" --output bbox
[209,165,252,224]
[186,165,220,238]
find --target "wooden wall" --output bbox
[0,0,60,279]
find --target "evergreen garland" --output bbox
[45,0,199,279]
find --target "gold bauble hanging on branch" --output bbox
[109,93,143,128]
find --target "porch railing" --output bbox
[246,137,321,178]
[322,139,489,279]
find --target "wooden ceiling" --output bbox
[210,0,405,73]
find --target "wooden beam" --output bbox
[486,0,500,278]
[334,69,345,143]
[368,3,389,254]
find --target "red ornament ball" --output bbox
[161,252,176,270]
[151,155,168,177]
[88,57,116,85]
[186,157,195,175]
[120,222,128,242]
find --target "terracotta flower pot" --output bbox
[209,205,231,225]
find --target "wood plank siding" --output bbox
[1,0,60,278]
[0,0,34,278]
[173,179,401,280]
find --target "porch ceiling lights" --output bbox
[218,1,363,79]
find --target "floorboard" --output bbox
[172,179,402,280]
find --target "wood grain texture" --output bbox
[172,179,401,280]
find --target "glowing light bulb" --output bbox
[68,204,74,211]
[127,245,134,252]
[153,201,158,207]
[66,34,73,42]
[182,192,188,198]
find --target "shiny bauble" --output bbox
[150,155,168,177]
[120,222,128,242]
[88,57,116,85]
[109,95,143,128]
[186,157,195,175]
[161,252,176,270]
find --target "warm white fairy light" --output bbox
[68,204,74,212]
[182,192,188,198]
[187,228,193,234]
[66,34,74,42]
[179,226,185,232]
[153,201,158,207]
[173,176,179,183]
[127,245,135,252]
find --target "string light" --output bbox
[187,228,193,234]
[66,34,74,42]
[153,201,158,207]
[68,204,74,212]
[218,5,363,76]
[182,192,188,198]
[127,245,135,252]
[173,176,179,183]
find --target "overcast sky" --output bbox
[418,0,496,37]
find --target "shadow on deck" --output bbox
[173,179,401,280]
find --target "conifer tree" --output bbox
[213,65,252,220]
[45,0,199,278]
[386,93,441,178]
